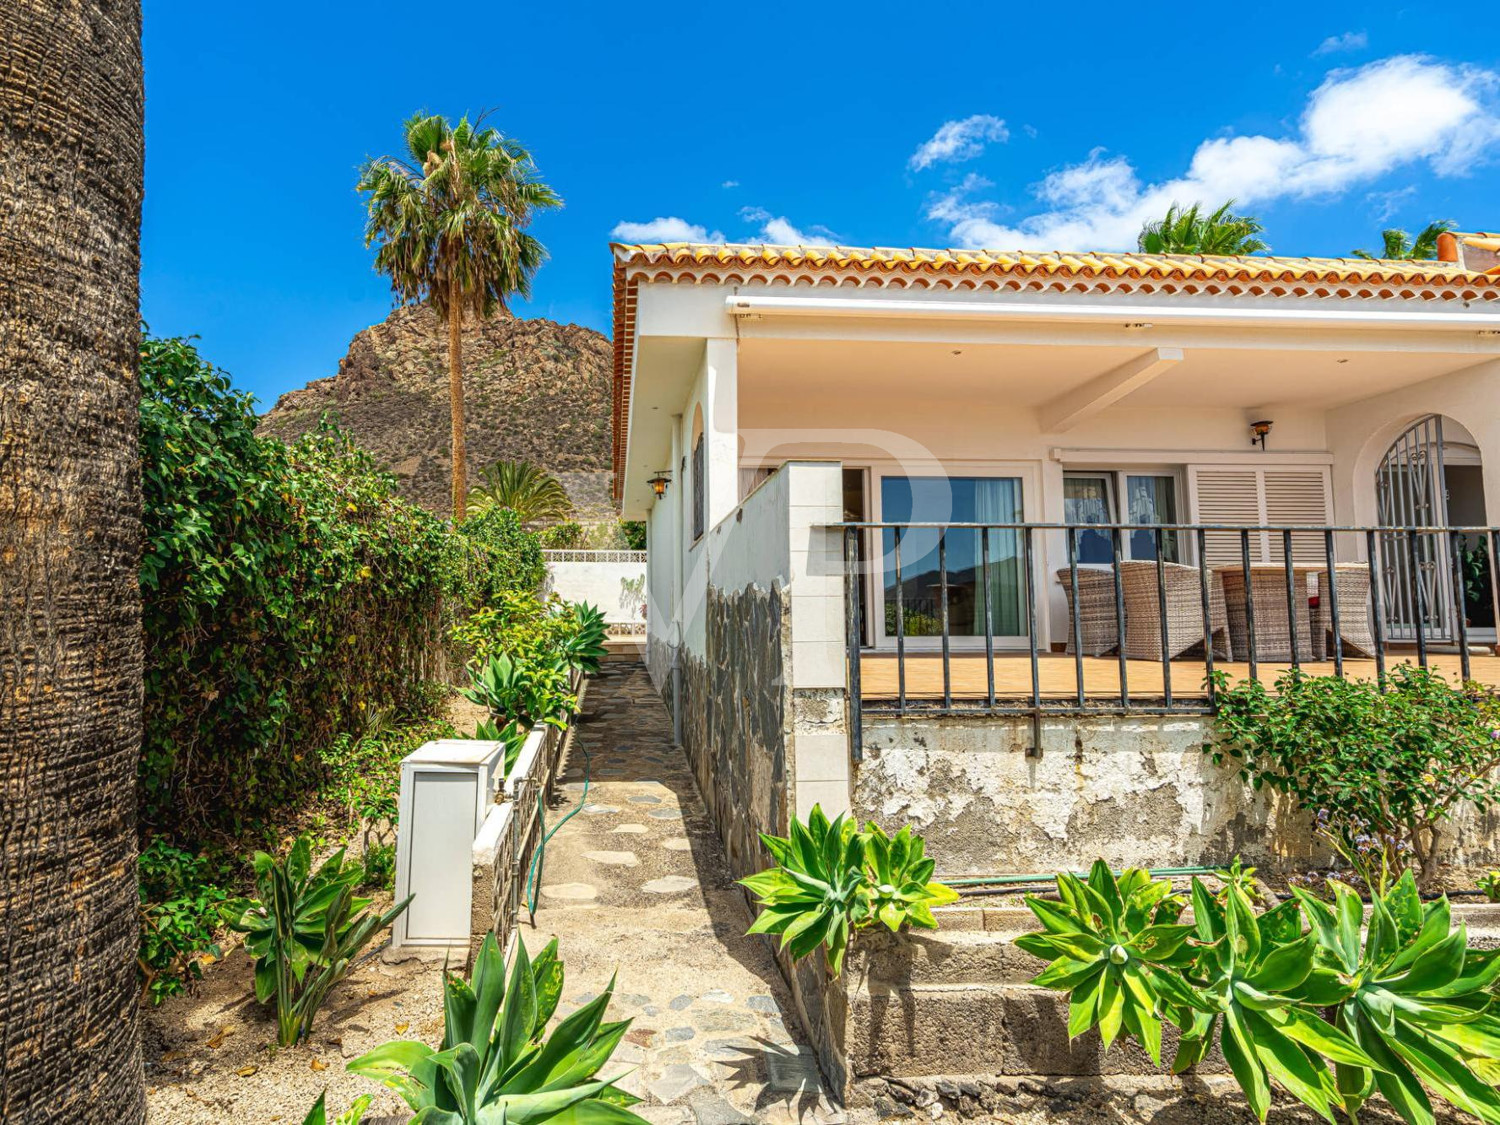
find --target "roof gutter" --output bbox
[725,294,1500,332]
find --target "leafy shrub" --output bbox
[447,505,546,613]
[1207,667,1500,888]
[461,652,577,732]
[1480,872,1500,903]
[361,844,396,892]
[739,806,959,976]
[225,835,412,1046]
[140,334,455,834]
[347,932,647,1123]
[540,520,584,548]
[620,520,646,551]
[137,839,231,1003]
[1019,861,1500,1124]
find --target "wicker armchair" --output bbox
[1055,567,1120,656]
[1220,569,1317,663]
[1119,561,1233,662]
[1310,566,1378,659]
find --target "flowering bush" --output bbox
[1207,666,1500,889]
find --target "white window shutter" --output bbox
[1191,468,1265,564]
[1263,469,1332,565]
[1189,465,1331,565]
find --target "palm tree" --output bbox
[468,459,573,525]
[0,0,147,1119]
[1352,219,1456,261]
[1137,201,1269,256]
[360,115,561,521]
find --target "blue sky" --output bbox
[142,1,1500,410]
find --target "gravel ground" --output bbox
[142,941,446,1123]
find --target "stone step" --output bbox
[849,927,1046,987]
[844,981,1226,1080]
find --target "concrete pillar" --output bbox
[703,337,739,531]
[784,462,853,819]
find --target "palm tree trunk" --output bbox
[0,1,147,1120]
[448,296,467,521]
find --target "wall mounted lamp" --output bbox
[648,471,672,499]
[1250,419,1274,450]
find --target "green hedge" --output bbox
[139,335,541,835]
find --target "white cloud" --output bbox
[721,180,739,188]
[1367,185,1417,222]
[1314,30,1368,56]
[737,205,837,245]
[925,55,1500,252]
[909,114,1010,171]
[610,216,723,243]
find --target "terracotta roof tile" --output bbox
[609,242,1500,501]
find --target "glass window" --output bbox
[1125,475,1179,563]
[1063,474,1115,564]
[880,476,1025,638]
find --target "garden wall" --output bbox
[541,549,647,630]
[853,712,1500,875]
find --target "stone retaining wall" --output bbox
[854,712,1500,876]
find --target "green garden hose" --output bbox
[523,739,593,922]
[939,865,1220,888]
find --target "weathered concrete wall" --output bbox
[854,713,1312,875]
[855,712,1500,875]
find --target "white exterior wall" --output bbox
[542,553,647,627]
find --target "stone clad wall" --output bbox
[681,582,790,882]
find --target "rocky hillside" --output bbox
[259,304,613,516]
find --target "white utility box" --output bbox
[391,739,507,950]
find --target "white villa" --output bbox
[607,232,1500,1098]
[611,235,1500,881]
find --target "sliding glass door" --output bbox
[880,476,1026,641]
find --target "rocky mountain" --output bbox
[259,304,614,516]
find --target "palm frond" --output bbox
[1137,200,1267,256]
[1352,220,1455,262]
[467,460,572,525]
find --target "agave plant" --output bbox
[471,716,529,774]
[462,652,576,731]
[863,822,960,932]
[348,933,647,1124]
[1166,880,1378,1121]
[556,602,608,674]
[741,807,870,976]
[225,836,412,1046]
[302,1091,370,1125]
[1016,862,1194,1061]
[1295,873,1500,1124]
[740,808,961,976]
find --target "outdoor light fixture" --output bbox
[648,471,672,498]
[1250,419,1274,450]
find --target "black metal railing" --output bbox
[837,522,1500,760]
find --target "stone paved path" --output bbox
[523,658,849,1125]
